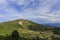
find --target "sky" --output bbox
[0,0,60,23]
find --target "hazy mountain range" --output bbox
[44,23,60,27]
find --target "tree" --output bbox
[10,30,20,40]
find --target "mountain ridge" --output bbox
[44,23,60,27]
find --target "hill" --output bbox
[0,19,50,35]
[0,19,60,40]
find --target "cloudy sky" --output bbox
[0,0,60,23]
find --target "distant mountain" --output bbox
[44,23,60,27]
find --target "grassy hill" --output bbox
[0,19,60,40]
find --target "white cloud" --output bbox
[0,0,60,23]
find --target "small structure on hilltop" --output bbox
[19,22,23,25]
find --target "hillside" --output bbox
[0,19,50,35]
[0,19,60,40]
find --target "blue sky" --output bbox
[0,0,60,23]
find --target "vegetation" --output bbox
[0,19,60,40]
[52,27,60,35]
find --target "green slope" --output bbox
[0,19,60,40]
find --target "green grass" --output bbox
[0,19,60,40]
